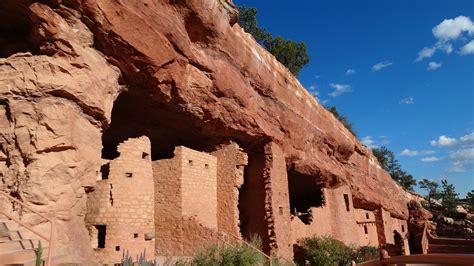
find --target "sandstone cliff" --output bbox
[0,0,412,261]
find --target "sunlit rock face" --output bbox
[0,0,413,262]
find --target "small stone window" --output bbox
[90,225,106,249]
[402,225,405,232]
[205,163,209,169]
[366,213,370,220]
[142,152,149,159]
[125,172,133,178]
[364,225,368,235]
[188,160,193,166]
[279,206,283,215]
[134,233,139,238]
[100,163,110,180]
[115,246,120,251]
[343,194,350,212]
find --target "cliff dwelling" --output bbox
[0,0,428,264]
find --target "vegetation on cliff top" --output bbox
[372,146,416,191]
[237,6,310,76]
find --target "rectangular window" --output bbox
[402,225,405,232]
[343,194,350,212]
[366,213,370,219]
[125,172,133,178]
[100,163,110,180]
[92,225,106,249]
[364,225,368,235]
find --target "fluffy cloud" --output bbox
[346,69,356,75]
[401,149,435,157]
[361,136,390,149]
[372,61,393,71]
[416,47,437,61]
[460,40,474,55]
[449,147,474,160]
[328,83,351,97]
[427,61,442,70]
[432,16,474,41]
[430,132,474,147]
[421,156,442,162]
[416,16,474,61]
[399,97,414,105]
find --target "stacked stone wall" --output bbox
[86,137,155,263]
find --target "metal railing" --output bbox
[0,191,54,266]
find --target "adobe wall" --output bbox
[290,186,379,248]
[179,147,218,229]
[85,137,155,263]
[153,146,220,256]
[210,142,248,237]
[263,142,293,259]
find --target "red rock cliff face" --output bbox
[0,0,412,261]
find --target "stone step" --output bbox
[0,245,48,263]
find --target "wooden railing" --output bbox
[352,249,474,265]
[0,191,54,266]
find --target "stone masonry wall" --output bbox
[153,146,220,256]
[85,137,155,263]
[179,146,218,229]
[290,186,380,248]
[263,142,293,259]
[211,142,248,237]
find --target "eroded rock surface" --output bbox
[1,0,414,261]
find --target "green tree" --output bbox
[371,146,416,191]
[440,179,459,216]
[237,6,310,76]
[465,190,474,211]
[327,106,356,136]
[418,179,440,211]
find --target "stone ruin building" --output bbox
[0,0,423,264]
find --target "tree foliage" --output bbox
[440,179,459,216]
[237,6,310,76]
[372,146,416,191]
[418,179,440,212]
[328,106,356,136]
[466,190,474,211]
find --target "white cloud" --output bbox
[361,136,376,149]
[401,149,419,156]
[416,16,474,61]
[421,156,442,162]
[432,16,474,41]
[430,132,474,147]
[399,97,414,105]
[372,61,393,71]
[448,161,466,172]
[430,135,458,146]
[416,47,437,61]
[427,61,442,70]
[400,149,435,157]
[449,147,474,160]
[328,83,351,97]
[361,136,390,149]
[346,69,356,75]
[460,40,474,55]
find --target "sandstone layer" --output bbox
[0,0,413,261]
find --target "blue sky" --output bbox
[235,0,474,197]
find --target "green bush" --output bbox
[192,243,265,265]
[352,246,378,263]
[297,236,379,265]
[298,236,353,266]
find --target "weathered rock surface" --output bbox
[1,0,414,261]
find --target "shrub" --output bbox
[192,242,265,265]
[352,246,378,263]
[297,236,353,266]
